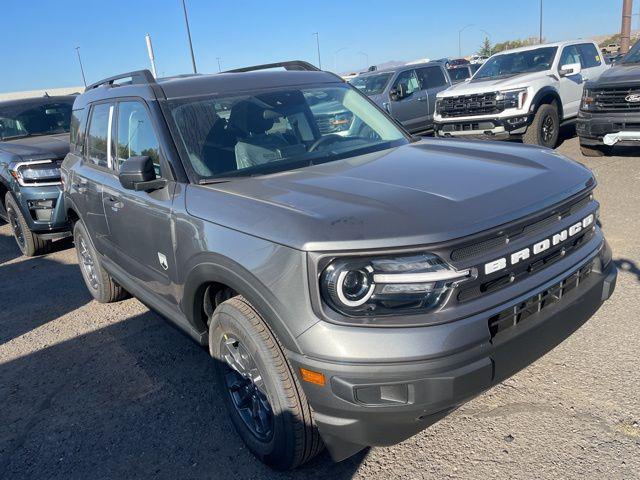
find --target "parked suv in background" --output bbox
[63,62,616,470]
[0,95,75,256]
[577,40,640,156]
[434,41,608,147]
[349,62,451,133]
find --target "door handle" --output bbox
[105,195,124,210]
[418,96,428,102]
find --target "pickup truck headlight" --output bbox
[9,159,61,186]
[320,253,472,316]
[581,88,595,111]
[496,88,528,110]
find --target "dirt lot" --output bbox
[0,135,639,480]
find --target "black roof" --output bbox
[74,63,343,109]
[0,95,77,108]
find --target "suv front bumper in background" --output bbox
[13,184,70,238]
[290,245,616,461]
[434,114,532,140]
[577,110,640,147]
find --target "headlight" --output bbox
[320,253,472,316]
[9,159,61,186]
[496,88,528,110]
[581,88,595,111]
[435,98,443,113]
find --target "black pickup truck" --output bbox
[577,40,640,156]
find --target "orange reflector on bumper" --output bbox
[300,368,325,386]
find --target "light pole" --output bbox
[357,51,369,69]
[313,32,322,69]
[182,0,197,73]
[480,29,492,56]
[334,47,347,72]
[458,24,474,57]
[216,57,222,72]
[75,47,87,87]
[539,0,543,44]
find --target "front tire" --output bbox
[5,193,51,257]
[523,103,560,148]
[209,297,323,470]
[73,221,129,303]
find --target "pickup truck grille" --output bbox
[592,86,640,112]
[438,92,505,118]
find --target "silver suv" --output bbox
[434,41,608,147]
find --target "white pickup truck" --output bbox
[434,40,608,147]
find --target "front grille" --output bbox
[438,92,506,118]
[592,86,640,112]
[487,260,594,338]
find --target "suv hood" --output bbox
[186,139,593,252]
[439,71,548,97]
[590,63,640,87]
[0,133,70,161]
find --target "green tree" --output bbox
[478,37,493,57]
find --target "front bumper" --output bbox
[434,114,531,140]
[290,246,616,461]
[12,184,70,237]
[577,110,640,146]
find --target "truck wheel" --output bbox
[73,221,129,303]
[209,296,323,470]
[4,193,51,257]
[580,144,611,157]
[523,103,559,148]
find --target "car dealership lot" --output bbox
[0,136,638,480]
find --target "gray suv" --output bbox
[349,62,451,133]
[62,62,617,470]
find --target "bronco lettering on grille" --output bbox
[484,214,594,275]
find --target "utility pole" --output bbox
[313,32,322,69]
[621,0,633,54]
[216,57,222,72]
[334,47,347,72]
[458,24,473,57]
[75,47,87,87]
[182,0,198,73]
[145,34,158,78]
[539,0,543,44]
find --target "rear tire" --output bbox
[209,296,323,470]
[523,103,560,148]
[580,144,610,157]
[5,193,51,257]
[73,221,129,303]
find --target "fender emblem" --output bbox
[158,252,169,271]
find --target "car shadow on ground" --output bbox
[0,227,74,266]
[0,309,366,480]
[615,258,640,283]
[0,252,91,346]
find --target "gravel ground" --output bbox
[0,135,638,480]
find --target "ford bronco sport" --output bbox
[0,95,75,256]
[577,40,640,156]
[434,41,608,147]
[62,62,617,470]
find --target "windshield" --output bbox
[349,73,393,95]
[167,84,407,180]
[448,67,471,82]
[0,100,73,140]
[623,41,640,64]
[473,46,558,80]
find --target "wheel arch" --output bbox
[529,86,563,120]
[183,255,302,354]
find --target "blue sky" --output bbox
[1,0,629,93]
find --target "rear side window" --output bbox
[416,66,448,88]
[86,103,112,168]
[577,43,602,68]
[392,70,420,95]
[115,101,161,177]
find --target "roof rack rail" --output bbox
[224,61,320,73]
[85,69,156,91]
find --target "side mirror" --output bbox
[119,156,166,191]
[559,62,581,77]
